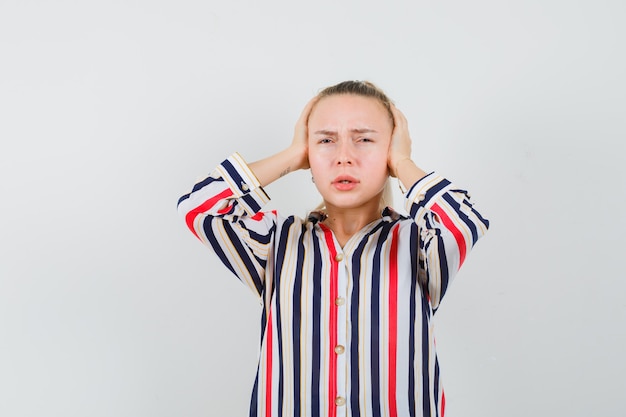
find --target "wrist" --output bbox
[284,145,309,172]
[392,157,413,178]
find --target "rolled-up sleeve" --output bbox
[177,153,275,298]
[405,173,490,310]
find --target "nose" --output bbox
[336,140,353,165]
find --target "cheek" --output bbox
[307,149,325,171]
[364,149,390,168]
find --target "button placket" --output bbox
[334,248,348,410]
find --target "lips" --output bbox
[332,175,359,191]
[332,175,358,184]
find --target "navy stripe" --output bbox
[179,177,224,206]
[292,225,306,417]
[222,159,248,192]
[177,193,191,206]
[370,223,393,417]
[242,192,263,213]
[472,205,490,229]
[257,269,269,415]
[409,178,451,219]
[259,307,268,352]
[249,371,259,417]
[409,198,421,220]
[405,172,435,195]
[273,218,295,417]
[254,255,267,271]
[349,223,384,417]
[409,201,419,220]
[240,221,274,245]
[443,193,478,244]
[349,238,364,417]
[434,228,450,312]
[408,224,419,417]
[193,175,222,192]
[223,222,264,296]
[311,228,322,417]
[203,218,236,277]
[434,357,441,416]
[424,178,451,201]
[421,291,431,417]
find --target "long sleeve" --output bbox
[404,172,490,311]
[177,153,276,298]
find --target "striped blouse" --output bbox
[177,153,489,417]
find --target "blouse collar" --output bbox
[307,206,403,224]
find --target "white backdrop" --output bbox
[1,1,624,416]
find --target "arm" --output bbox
[388,105,490,310]
[406,174,489,310]
[177,153,275,298]
[248,97,317,187]
[177,98,318,297]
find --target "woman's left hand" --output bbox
[388,105,413,178]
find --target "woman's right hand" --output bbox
[289,96,319,171]
[249,96,319,187]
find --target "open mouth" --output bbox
[332,176,359,190]
[333,175,358,184]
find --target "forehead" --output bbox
[308,94,392,131]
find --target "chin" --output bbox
[324,196,381,211]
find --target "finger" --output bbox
[390,104,408,130]
[297,96,320,125]
[293,97,319,148]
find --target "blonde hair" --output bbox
[315,80,394,128]
[310,80,395,214]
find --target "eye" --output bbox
[318,138,333,144]
[358,137,373,143]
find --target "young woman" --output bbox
[178,81,489,417]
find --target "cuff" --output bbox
[216,152,270,214]
[404,172,452,219]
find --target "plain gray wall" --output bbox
[1,0,624,416]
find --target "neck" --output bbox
[322,199,382,247]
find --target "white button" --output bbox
[417,192,425,201]
[335,253,344,262]
[335,396,346,406]
[241,183,249,191]
[335,297,345,306]
[335,345,345,355]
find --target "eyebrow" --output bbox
[313,128,378,135]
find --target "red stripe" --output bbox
[184,188,234,239]
[320,224,338,417]
[265,311,273,417]
[431,203,466,268]
[441,390,446,417]
[251,212,265,221]
[217,204,233,215]
[388,225,399,417]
